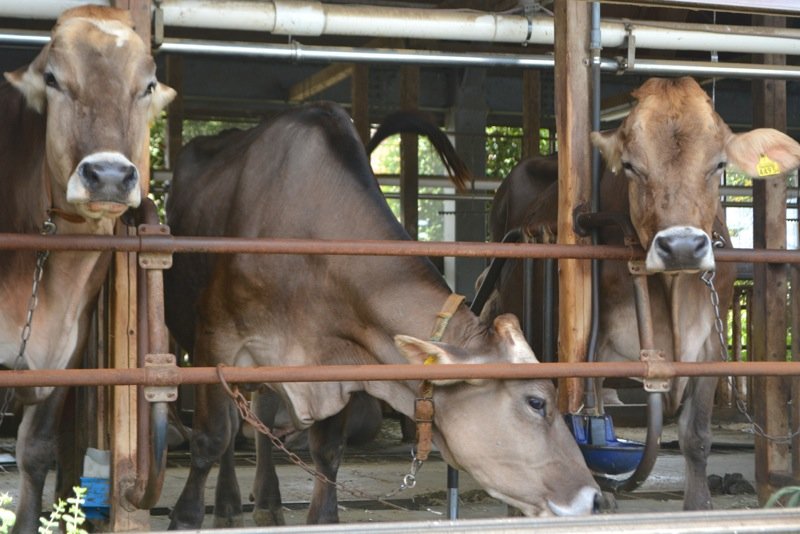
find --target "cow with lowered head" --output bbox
[482,77,800,510]
[0,6,174,531]
[164,102,601,529]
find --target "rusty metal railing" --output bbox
[1,232,799,264]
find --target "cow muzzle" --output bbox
[66,151,141,217]
[645,226,715,273]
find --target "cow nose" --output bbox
[593,490,615,513]
[645,226,715,273]
[79,159,138,194]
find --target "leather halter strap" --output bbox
[42,166,86,225]
[414,293,465,462]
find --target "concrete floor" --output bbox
[0,420,765,532]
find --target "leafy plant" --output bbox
[0,487,89,534]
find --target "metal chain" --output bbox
[701,270,800,444]
[215,367,414,512]
[0,220,55,431]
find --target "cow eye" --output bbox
[716,161,727,171]
[43,71,60,90]
[527,396,547,417]
[143,81,157,97]
[621,161,635,173]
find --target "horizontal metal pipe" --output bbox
[4,31,800,79]
[157,39,560,69]
[7,1,800,56]
[1,360,799,389]
[0,233,798,264]
[157,507,800,534]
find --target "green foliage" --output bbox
[39,486,88,534]
[765,485,800,508]
[0,493,15,533]
[0,487,89,534]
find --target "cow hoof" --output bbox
[213,514,244,528]
[254,507,286,526]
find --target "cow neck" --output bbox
[414,293,465,462]
[42,166,86,227]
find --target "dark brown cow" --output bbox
[164,102,600,529]
[166,110,470,527]
[483,77,800,510]
[0,6,174,532]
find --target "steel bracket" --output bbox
[138,224,173,270]
[641,349,671,393]
[143,353,178,403]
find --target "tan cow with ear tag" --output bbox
[164,102,601,528]
[0,6,174,532]
[483,76,800,511]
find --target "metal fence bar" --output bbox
[0,233,798,264]
[1,361,800,389]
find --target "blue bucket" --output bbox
[79,476,110,520]
[566,414,645,475]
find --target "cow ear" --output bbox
[394,335,478,386]
[726,128,800,178]
[148,82,176,122]
[591,129,623,173]
[493,314,539,364]
[4,51,49,114]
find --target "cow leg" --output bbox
[169,383,236,529]
[212,412,243,528]
[678,375,717,510]
[306,408,349,524]
[251,390,286,526]
[13,387,69,534]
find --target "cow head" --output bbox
[4,6,175,222]
[592,77,800,273]
[395,314,600,517]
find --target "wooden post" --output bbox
[751,14,791,504]
[110,1,151,529]
[522,70,541,159]
[165,54,184,171]
[351,65,370,145]
[400,65,420,239]
[553,0,592,413]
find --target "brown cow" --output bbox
[483,77,800,510]
[164,102,601,529]
[0,6,174,531]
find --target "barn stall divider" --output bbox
[2,223,800,530]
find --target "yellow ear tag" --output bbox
[423,355,437,365]
[756,154,781,177]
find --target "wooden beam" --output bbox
[351,64,370,145]
[289,63,354,104]
[751,13,791,505]
[522,69,541,159]
[165,54,184,170]
[111,2,150,529]
[554,0,592,413]
[400,65,420,239]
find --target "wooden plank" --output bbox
[400,65,420,239]
[165,54,184,171]
[600,0,800,15]
[751,14,790,505]
[522,69,541,159]
[109,228,149,531]
[554,0,592,413]
[289,63,354,104]
[351,64,369,145]
[111,2,151,529]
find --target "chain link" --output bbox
[0,220,54,430]
[701,271,800,444]
[215,367,415,512]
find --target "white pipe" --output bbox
[0,0,108,19]
[155,0,800,56]
[6,0,800,56]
